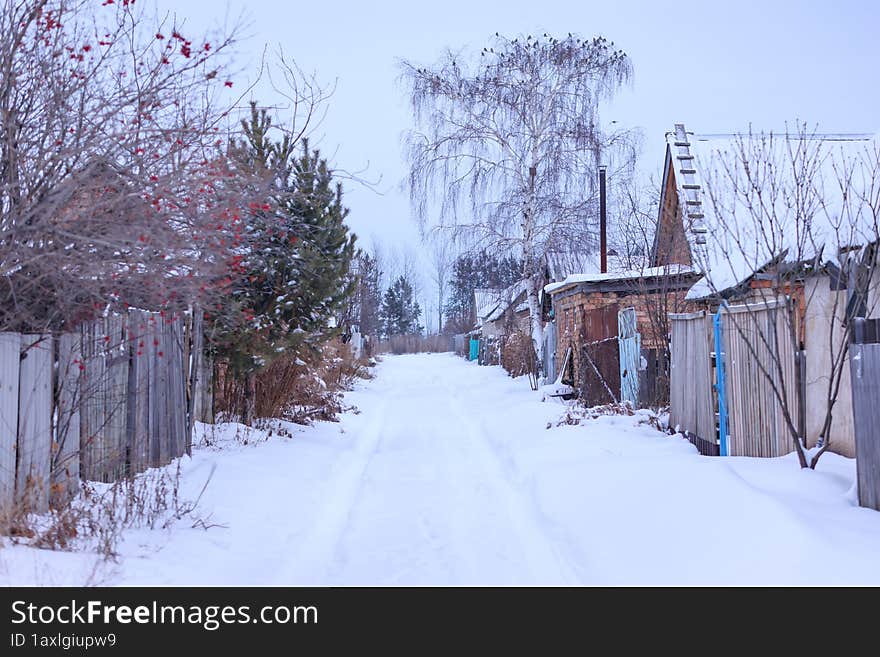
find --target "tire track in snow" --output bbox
[275,394,389,584]
[443,384,583,584]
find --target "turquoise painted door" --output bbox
[618,307,640,407]
[469,338,480,361]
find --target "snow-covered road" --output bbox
[3,353,880,585]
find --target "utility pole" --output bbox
[599,164,608,274]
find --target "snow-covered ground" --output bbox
[3,353,880,585]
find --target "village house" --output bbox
[469,281,531,365]
[545,262,698,407]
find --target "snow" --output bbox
[3,354,880,585]
[544,264,695,295]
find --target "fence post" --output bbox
[850,317,880,511]
[713,308,730,457]
[0,333,21,517]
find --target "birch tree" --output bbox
[402,33,633,373]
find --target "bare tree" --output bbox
[426,230,455,334]
[402,33,634,374]
[697,125,880,468]
[0,0,253,333]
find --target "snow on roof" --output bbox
[544,264,695,295]
[667,124,879,300]
[484,279,529,323]
[473,288,500,325]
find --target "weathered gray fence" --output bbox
[850,317,880,512]
[669,312,717,455]
[0,309,209,517]
[720,301,800,458]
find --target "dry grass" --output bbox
[2,461,211,560]
[214,339,374,425]
[547,402,665,431]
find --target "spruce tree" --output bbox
[380,275,422,337]
[212,103,356,376]
[353,251,382,336]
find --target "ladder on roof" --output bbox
[673,124,708,246]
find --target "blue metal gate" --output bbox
[469,337,480,361]
[618,307,641,407]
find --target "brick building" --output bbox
[545,265,698,406]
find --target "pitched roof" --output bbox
[663,124,879,300]
[544,264,695,296]
[473,288,501,326]
[472,279,531,328]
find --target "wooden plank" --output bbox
[186,307,204,452]
[669,311,706,321]
[172,318,187,458]
[851,342,880,511]
[0,332,21,516]
[127,309,152,475]
[669,312,715,448]
[80,316,130,482]
[53,334,81,505]
[105,315,129,481]
[16,335,53,512]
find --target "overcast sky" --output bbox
[156,0,880,324]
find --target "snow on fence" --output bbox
[0,309,208,516]
[850,317,880,511]
[669,311,717,455]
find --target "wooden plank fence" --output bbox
[850,317,880,511]
[0,309,210,519]
[669,312,717,455]
[719,301,800,458]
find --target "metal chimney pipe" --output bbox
[599,165,607,274]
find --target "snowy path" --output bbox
[279,361,581,584]
[3,353,880,585]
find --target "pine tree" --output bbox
[380,275,422,337]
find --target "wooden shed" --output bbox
[545,265,698,407]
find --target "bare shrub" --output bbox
[501,330,537,379]
[214,339,372,425]
[5,461,210,560]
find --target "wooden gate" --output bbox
[579,303,620,406]
[669,311,717,455]
[618,307,640,407]
[717,300,800,457]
